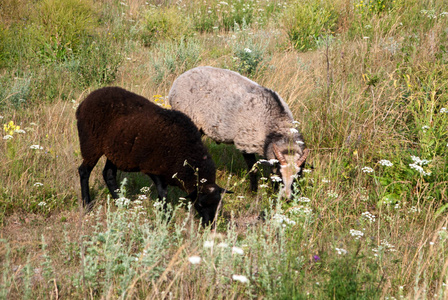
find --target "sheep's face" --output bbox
[272,144,308,199]
[278,153,302,198]
[193,184,227,226]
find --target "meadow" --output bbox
[1,0,447,298]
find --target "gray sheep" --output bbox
[168,66,309,199]
[76,86,228,225]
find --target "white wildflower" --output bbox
[302,168,312,173]
[30,145,43,150]
[289,128,299,134]
[350,229,364,240]
[153,201,164,208]
[373,240,396,254]
[137,194,147,201]
[411,155,430,166]
[34,182,44,187]
[378,159,393,167]
[3,135,13,140]
[200,178,207,183]
[204,241,214,248]
[270,175,282,182]
[188,256,201,264]
[289,206,312,215]
[140,186,150,193]
[422,125,430,132]
[409,163,431,176]
[217,242,229,248]
[38,201,47,207]
[15,129,26,134]
[272,213,296,226]
[115,197,131,207]
[232,246,244,255]
[232,274,249,283]
[335,247,348,255]
[362,166,374,173]
[322,178,330,183]
[440,107,448,113]
[361,211,376,223]
[381,240,396,251]
[244,48,252,53]
[297,197,311,203]
[327,191,338,198]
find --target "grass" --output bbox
[1,0,448,298]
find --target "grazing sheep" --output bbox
[168,66,309,198]
[76,86,228,225]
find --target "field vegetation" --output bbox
[1,0,447,298]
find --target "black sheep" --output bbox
[76,86,227,225]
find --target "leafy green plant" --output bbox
[283,0,339,51]
[33,0,97,62]
[0,75,31,108]
[324,255,381,299]
[69,35,123,88]
[149,37,201,84]
[140,6,192,46]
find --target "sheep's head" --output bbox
[188,184,230,226]
[272,143,309,199]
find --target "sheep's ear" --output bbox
[214,186,233,194]
[206,185,233,194]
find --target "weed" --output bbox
[0,0,448,298]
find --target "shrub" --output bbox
[140,6,192,47]
[0,75,31,108]
[149,37,202,84]
[69,35,123,89]
[32,0,97,62]
[283,0,339,51]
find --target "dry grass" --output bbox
[1,0,448,298]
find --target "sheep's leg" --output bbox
[103,159,119,199]
[242,153,258,192]
[78,160,98,209]
[149,174,168,202]
[148,174,171,216]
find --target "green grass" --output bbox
[1,0,448,298]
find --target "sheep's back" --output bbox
[169,67,294,155]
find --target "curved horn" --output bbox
[296,148,309,168]
[272,144,287,165]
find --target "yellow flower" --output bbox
[3,121,20,135]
